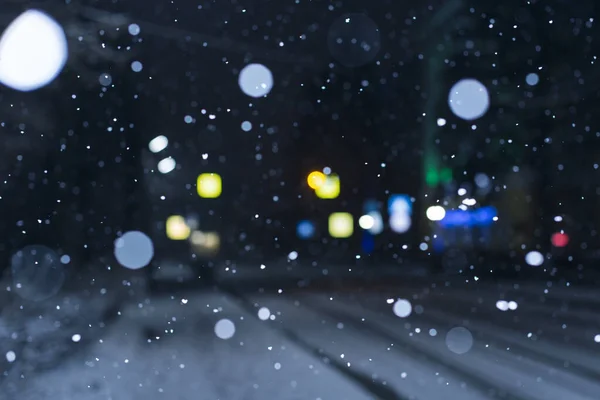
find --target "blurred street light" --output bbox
[197,173,222,198]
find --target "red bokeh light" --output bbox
[551,232,569,248]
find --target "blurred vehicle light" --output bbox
[426,205,446,221]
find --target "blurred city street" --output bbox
[3,262,600,400]
[0,1,597,399]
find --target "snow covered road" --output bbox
[4,279,600,400]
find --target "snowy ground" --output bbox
[0,257,146,397]
[2,274,600,400]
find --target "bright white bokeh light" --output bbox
[595,334,600,343]
[448,78,490,121]
[149,135,168,153]
[437,118,446,127]
[508,301,518,311]
[496,300,509,311]
[426,205,446,221]
[445,327,474,354]
[393,299,412,318]
[238,63,273,98]
[71,334,81,342]
[5,351,16,363]
[157,157,176,174]
[389,213,411,233]
[288,251,298,261]
[114,231,154,270]
[214,319,236,340]
[0,10,68,92]
[358,214,375,230]
[258,307,271,321]
[367,211,384,235]
[525,250,544,267]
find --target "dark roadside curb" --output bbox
[212,258,600,294]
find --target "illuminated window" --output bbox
[197,173,222,198]
[315,174,340,199]
[328,212,353,238]
[166,215,190,240]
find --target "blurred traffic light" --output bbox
[425,167,452,186]
[197,173,222,198]
[307,171,326,189]
[551,232,569,248]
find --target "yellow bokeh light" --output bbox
[190,230,221,256]
[166,215,191,240]
[328,212,354,238]
[307,171,326,189]
[315,174,340,199]
[197,173,222,198]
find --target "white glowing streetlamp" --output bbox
[0,10,68,92]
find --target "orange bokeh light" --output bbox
[307,171,326,189]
